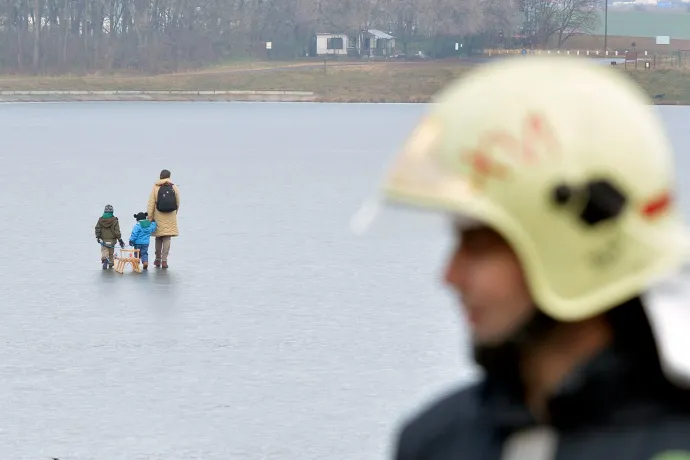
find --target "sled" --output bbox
[114,247,141,274]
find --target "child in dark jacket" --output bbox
[95,204,125,269]
[129,212,158,270]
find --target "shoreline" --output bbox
[0,90,685,105]
[0,89,318,102]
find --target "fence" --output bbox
[482,48,690,70]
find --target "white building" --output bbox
[315,33,349,56]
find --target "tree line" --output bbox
[0,0,601,74]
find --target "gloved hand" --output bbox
[119,239,125,248]
[129,241,134,248]
[97,238,102,244]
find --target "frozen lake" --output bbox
[0,102,689,459]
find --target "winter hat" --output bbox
[104,204,114,214]
[134,212,148,221]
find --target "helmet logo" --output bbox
[462,148,510,189]
[523,114,560,163]
[459,113,560,190]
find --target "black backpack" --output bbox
[156,183,178,212]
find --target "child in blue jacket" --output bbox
[129,212,157,270]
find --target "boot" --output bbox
[143,262,149,270]
[162,261,168,269]
[101,258,108,270]
[154,259,161,268]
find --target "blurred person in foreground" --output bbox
[352,56,690,459]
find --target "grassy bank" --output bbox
[624,69,690,103]
[0,61,462,102]
[0,60,688,103]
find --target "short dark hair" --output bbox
[160,169,171,179]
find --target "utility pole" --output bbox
[604,0,608,52]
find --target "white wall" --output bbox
[316,34,348,55]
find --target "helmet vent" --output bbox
[552,179,627,226]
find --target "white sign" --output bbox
[656,36,670,45]
[266,41,272,49]
[455,43,459,50]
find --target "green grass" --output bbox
[593,10,690,39]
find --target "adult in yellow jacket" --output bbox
[147,169,180,269]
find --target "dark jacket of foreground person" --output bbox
[394,299,690,460]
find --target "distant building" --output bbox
[312,33,350,56]
[309,30,397,58]
[358,29,396,57]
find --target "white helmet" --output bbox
[354,56,690,325]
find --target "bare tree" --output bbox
[419,0,484,37]
[481,0,521,35]
[386,0,418,54]
[554,0,600,47]
[519,0,600,47]
[32,0,41,72]
[519,0,560,47]
[0,0,520,74]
